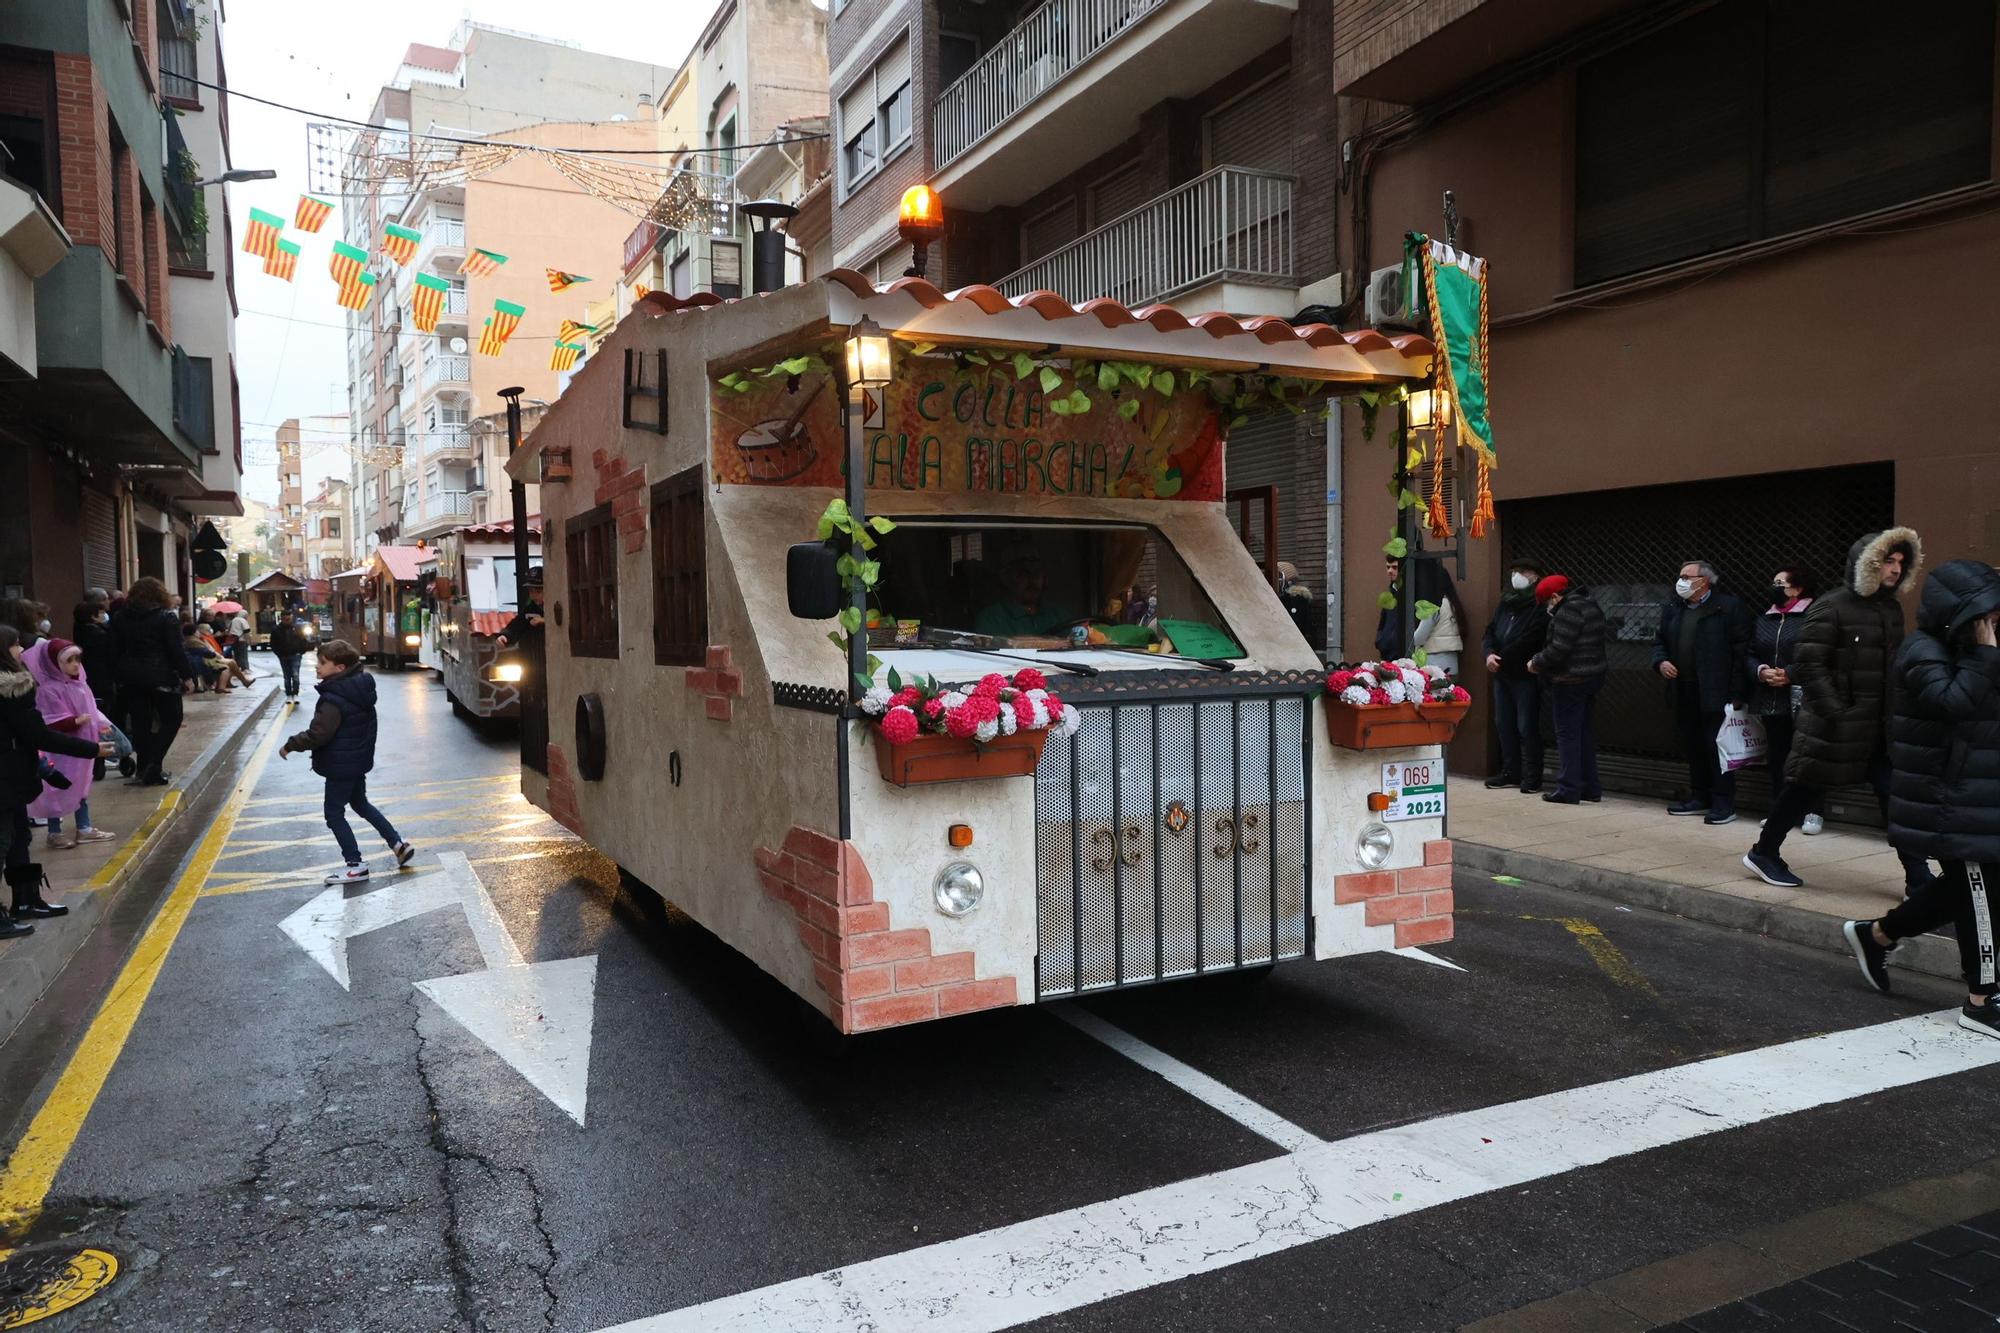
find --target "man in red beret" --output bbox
[1527,575,1608,804]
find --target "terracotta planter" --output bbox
[1323,698,1469,750]
[874,728,1050,787]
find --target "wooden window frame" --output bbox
[650,467,708,666]
[565,502,619,659]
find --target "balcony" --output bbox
[440,285,469,322]
[427,424,474,459]
[416,217,467,272]
[995,166,1297,315]
[421,354,470,393]
[932,0,1297,212]
[406,489,473,539]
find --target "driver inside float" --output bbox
[972,541,1078,639]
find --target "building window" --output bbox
[939,32,981,91]
[838,34,911,196]
[650,467,706,666]
[1574,1,1996,287]
[110,128,131,275]
[159,0,199,105]
[566,502,619,659]
[0,114,51,203]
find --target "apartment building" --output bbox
[827,0,1343,641]
[0,0,245,604]
[620,0,830,300]
[302,478,352,580]
[275,425,304,573]
[1329,0,1999,789]
[339,23,674,546]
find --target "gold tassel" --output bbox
[1469,457,1495,539]
[1426,421,1453,540]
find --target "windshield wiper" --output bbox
[1046,644,1235,671]
[927,644,1099,677]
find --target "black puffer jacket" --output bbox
[1747,599,1813,716]
[284,665,378,779]
[1482,590,1548,678]
[1528,586,1608,683]
[110,605,195,692]
[1886,560,2000,863]
[1653,590,1753,713]
[1787,527,1922,788]
[0,669,101,807]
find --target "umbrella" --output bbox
[208,600,244,614]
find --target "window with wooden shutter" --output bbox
[651,467,707,666]
[566,503,619,659]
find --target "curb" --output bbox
[1454,841,1963,985]
[0,687,282,1047]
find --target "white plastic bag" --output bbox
[1717,704,1768,773]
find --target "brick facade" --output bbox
[755,826,1019,1033]
[1333,838,1455,948]
[51,54,110,250]
[685,645,744,722]
[589,447,649,554]
[1332,0,1483,92]
[830,2,929,263]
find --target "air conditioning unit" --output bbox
[1363,262,1424,330]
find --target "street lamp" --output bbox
[897,185,944,280]
[193,168,277,187]
[843,315,893,390]
[1407,386,1453,431]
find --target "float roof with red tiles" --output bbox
[372,545,427,583]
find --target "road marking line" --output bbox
[1052,1007,1322,1153]
[0,711,286,1240]
[77,790,179,893]
[1547,916,1656,997]
[596,1011,2000,1333]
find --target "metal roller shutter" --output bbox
[82,489,117,591]
[1020,198,1079,264]
[1088,162,1149,227]
[1224,412,1322,609]
[1204,75,1291,171]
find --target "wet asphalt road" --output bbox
[2,669,1998,1332]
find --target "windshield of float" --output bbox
[863,519,1243,659]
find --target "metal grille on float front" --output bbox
[1035,696,1311,998]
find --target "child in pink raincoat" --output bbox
[25,638,116,847]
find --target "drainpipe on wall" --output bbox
[1320,409,1342,663]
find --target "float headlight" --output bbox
[934,861,985,917]
[1357,822,1395,870]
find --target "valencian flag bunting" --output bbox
[549,342,584,372]
[381,224,423,266]
[410,272,450,333]
[476,319,503,357]
[1409,231,1496,538]
[329,240,368,288]
[336,271,378,312]
[264,238,301,282]
[294,195,334,233]
[242,208,284,262]
[556,318,600,345]
[546,268,590,293]
[460,248,507,278]
[476,299,527,356]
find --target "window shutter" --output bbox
[837,78,874,149]
[652,468,707,666]
[1089,162,1149,227]
[1021,198,1080,263]
[877,36,910,96]
[1205,76,1291,172]
[82,490,118,591]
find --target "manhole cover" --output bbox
[0,1246,119,1327]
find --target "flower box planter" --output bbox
[1324,698,1470,751]
[874,728,1049,787]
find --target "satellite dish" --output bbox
[449,337,468,354]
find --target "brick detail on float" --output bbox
[686,645,744,721]
[545,744,585,836]
[754,826,1018,1034]
[590,447,649,553]
[1331,838,1454,948]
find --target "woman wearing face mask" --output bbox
[0,625,115,937]
[1747,566,1823,836]
[110,577,196,786]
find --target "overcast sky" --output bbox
[222,2,714,503]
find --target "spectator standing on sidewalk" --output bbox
[1654,560,1754,825]
[24,640,116,847]
[1527,575,1607,804]
[1842,559,2000,1038]
[1482,556,1549,793]
[227,608,252,675]
[1748,565,1823,835]
[0,626,112,938]
[111,577,195,787]
[1744,528,1934,890]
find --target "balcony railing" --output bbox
[442,286,469,317]
[171,345,214,451]
[418,490,473,527]
[995,166,1296,307]
[421,355,470,390]
[427,424,473,457]
[417,217,467,269]
[934,0,1168,169]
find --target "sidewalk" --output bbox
[0,674,281,1045]
[1448,778,1963,984]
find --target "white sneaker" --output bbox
[324,864,371,885]
[1802,814,1825,836]
[393,841,416,868]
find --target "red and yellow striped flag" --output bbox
[460,248,507,278]
[556,318,600,345]
[264,238,301,282]
[411,272,449,333]
[329,240,368,288]
[549,342,584,372]
[337,271,378,312]
[381,224,422,266]
[546,268,590,293]
[294,195,333,233]
[476,318,503,357]
[488,298,526,344]
[634,284,651,299]
[242,208,284,262]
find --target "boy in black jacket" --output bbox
[280,640,414,885]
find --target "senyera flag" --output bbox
[381,224,422,266]
[329,240,368,288]
[557,318,600,345]
[264,238,301,282]
[549,342,584,372]
[242,208,284,262]
[294,195,333,233]
[411,272,450,333]
[488,298,526,344]
[336,271,378,312]
[476,318,502,357]
[546,268,590,293]
[460,248,507,278]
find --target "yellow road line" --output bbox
[0,711,287,1241]
[76,790,179,893]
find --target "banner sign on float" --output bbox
[710,355,1226,503]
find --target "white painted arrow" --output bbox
[277,851,598,1126]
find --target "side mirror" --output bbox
[787,542,843,620]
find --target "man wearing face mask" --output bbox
[1482,557,1549,792]
[1654,561,1754,824]
[1745,527,1933,891]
